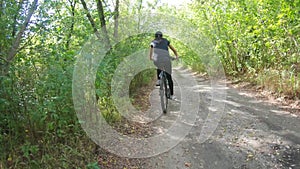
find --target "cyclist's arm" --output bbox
[149,46,154,60]
[169,45,178,59]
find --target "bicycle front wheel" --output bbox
[160,76,168,113]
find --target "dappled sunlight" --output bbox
[224,100,243,107]
[249,100,263,104]
[208,106,218,112]
[2,0,299,167]
[271,109,293,116]
[206,107,298,168]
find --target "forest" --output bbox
[0,0,299,168]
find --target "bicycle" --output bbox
[159,57,177,113]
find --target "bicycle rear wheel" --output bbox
[160,75,168,113]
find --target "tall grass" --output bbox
[256,69,300,99]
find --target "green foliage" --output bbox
[171,39,206,72]
[98,97,121,124]
[187,0,300,98]
[87,162,101,169]
[0,0,93,167]
[129,69,156,95]
[95,33,154,122]
[1,0,299,168]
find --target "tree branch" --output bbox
[80,0,101,39]
[96,0,111,48]
[7,0,39,63]
[18,32,37,53]
[12,0,24,38]
[0,56,8,63]
[66,0,76,49]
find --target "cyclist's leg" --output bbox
[157,69,161,80]
[154,59,163,86]
[166,72,174,95]
[156,69,162,86]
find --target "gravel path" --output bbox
[98,67,300,169]
[140,67,300,169]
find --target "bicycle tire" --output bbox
[163,75,168,113]
[160,73,168,113]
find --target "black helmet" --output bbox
[155,31,163,38]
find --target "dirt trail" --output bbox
[97,67,300,169]
[139,67,300,169]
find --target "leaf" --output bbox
[185,162,192,167]
[87,162,101,169]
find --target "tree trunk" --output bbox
[80,0,101,38]
[137,0,143,31]
[113,0,119,41]
[66,0,76,50]
[0,0,2,18]
[96,0,111,48]
[4,0,38,74]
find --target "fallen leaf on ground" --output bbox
[185,162,192,167]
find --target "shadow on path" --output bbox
[140,67,300,169]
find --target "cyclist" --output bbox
[149,31,178,100]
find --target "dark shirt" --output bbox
[150,38,170,51]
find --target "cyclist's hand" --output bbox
[172,56,179,61]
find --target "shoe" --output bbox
[156,80,160,86]
[170,95,176,100]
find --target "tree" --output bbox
[114,0,119,40]
[1,0,39,75]
[80,0,111,48]
[66,0,77,49]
